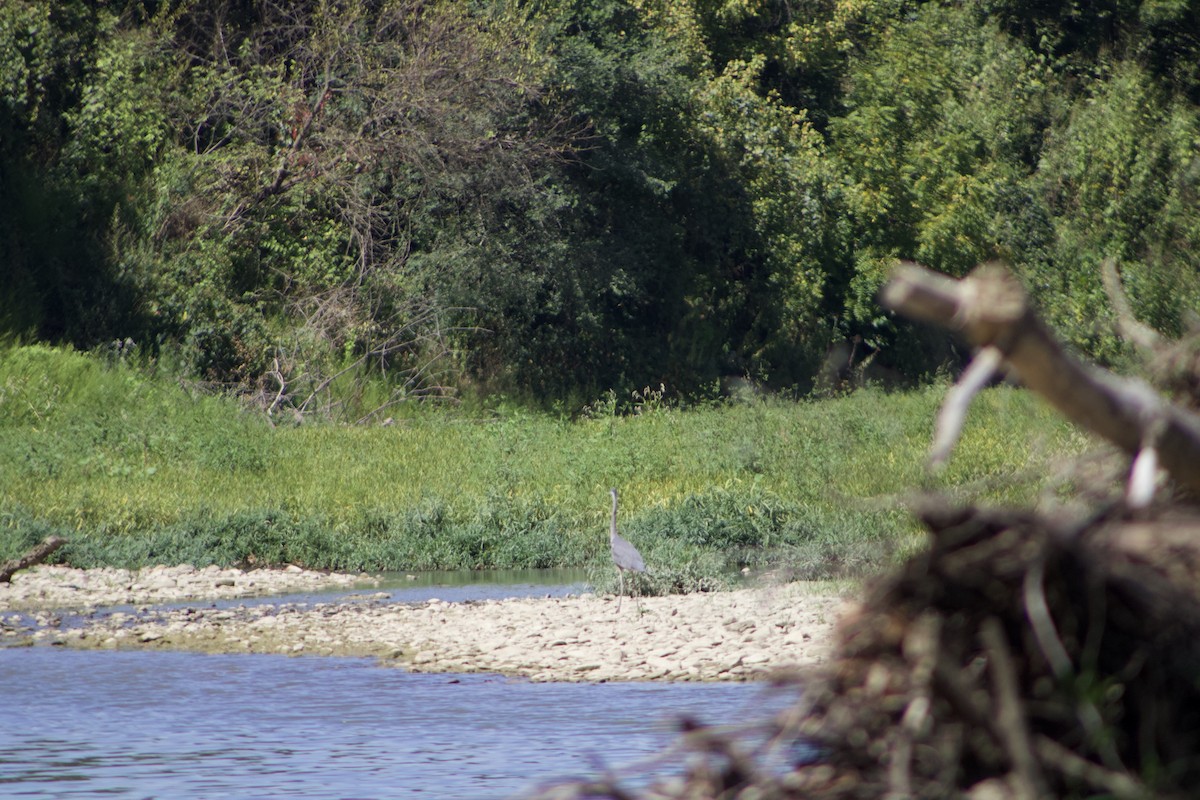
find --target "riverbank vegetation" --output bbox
[1,0,1188,586]
[0,345,1088,585]
[4,0,1200,409]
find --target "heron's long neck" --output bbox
[610,494,619,540]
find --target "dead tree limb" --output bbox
[880,261,1200,496]
[1100,257,1161,354]
[930,344,1004,470]
[981,616,1048,799]
[0,536,67,583]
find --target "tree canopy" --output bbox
[4,0,1199,411]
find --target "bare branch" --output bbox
[930,345,1004,470]
[1126,445,1161,509]
[1100,257,1161,354]
[1022,559,1073,680]
[1035,736,1149,800]
[980,617,1048,799]
[0,537,67,583]
[881,262,1200,495]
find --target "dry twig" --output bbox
[0,536,67,583]
[980,617,1048,800]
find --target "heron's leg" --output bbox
[617,569,624,612]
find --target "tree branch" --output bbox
[0,536,67,583]
[930,345,1004,470]
[980,617,1048,799]
[881,262,1200,496]
[1100,257,1161,354]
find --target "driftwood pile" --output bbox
[777,263,1200,799]
[532,502,1200,800]
[529,261,1200,800]
[781,502,1200,799]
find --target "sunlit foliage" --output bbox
[3,0,1200,405]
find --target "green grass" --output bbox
[0,345,1091,588]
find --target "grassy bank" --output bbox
[0,345,1090,589]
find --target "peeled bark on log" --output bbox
[880,261,1200,496]
[0,536,67,583]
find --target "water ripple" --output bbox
[0,648,792,799]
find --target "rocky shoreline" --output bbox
[0,563,374,610]
[1,565,847,682]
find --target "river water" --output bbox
[0,571,798,799]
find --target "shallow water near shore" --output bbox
[0,647,793,799]
[371,567,593,599]
[1,571,806,797]
[171,566,594,611]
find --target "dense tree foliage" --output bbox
[3,0,1200,411]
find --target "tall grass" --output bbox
[0,345,1090,586]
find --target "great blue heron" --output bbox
[608,488,645,610]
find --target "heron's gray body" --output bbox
[608,488,645,609]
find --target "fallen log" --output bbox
[880,261,1200,498]
[0,536,67,583]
